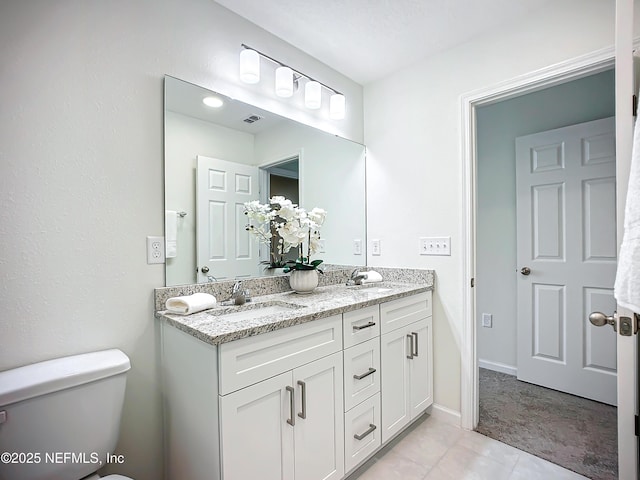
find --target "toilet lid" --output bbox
[102,476,134,480]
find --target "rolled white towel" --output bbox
[166,293,216,315]
[361,270,383,284]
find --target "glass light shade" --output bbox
[329,94,345,119]
[275,66,294,98]
[239,49,260,84]
[305,81,322,109]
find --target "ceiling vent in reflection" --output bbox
[243,114,263,124]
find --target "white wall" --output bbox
[476,70,615,372]
[364,0,628,414]
[0,2,363,480]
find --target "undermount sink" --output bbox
[207,301,304,323]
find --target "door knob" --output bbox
[588,312,617,332]
[520,267,531,276]
[201,266,210,273]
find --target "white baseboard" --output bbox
[478,359,517,376]
[427,403,461,427]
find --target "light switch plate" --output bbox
[482,313,493,328]
[419,236,451,256]
[371,239,381,256]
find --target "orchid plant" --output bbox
[244,196,327,272]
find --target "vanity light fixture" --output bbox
[275,66,294,98]
[239,48,260,84]
[304,81,322,109]
[239,44,345,119]
[329,93,345,119]
[202,96,224,108]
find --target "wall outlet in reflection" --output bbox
[353,239,362,255]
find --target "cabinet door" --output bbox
[408,317,433,417]
[380,327,411,443]
[220,371,294,480]
[293,352,345,480]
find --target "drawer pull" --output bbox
[297,380,307,419]
[353,367,376,380]
[353,321,376,331]
[412,332,419,357]
[354,423,377,441]
[286,386,295,426]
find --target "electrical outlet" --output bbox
[317,238,326,253]
[419,236,451,256]
[482,313,493,328]
[147,236,165,264]
[371,239,381,256]
[353,239,362,255]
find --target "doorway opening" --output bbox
[259,156,300,267]
[474,69,617,480]
[460,49,620,479]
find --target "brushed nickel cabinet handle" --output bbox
[297,380,307,419]
[353,321,376,331]
[286,386,295,426]
[406,334,414,359]
[353,367,376,380]
[354,423,377,441]
[412,332,419,357]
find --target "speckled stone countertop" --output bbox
[157,280,432,346]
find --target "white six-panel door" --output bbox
[196,155,259,281]
[516,117,617,405]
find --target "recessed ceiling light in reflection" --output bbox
[203,96,224,108]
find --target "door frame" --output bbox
[460,46,618,431]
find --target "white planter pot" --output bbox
[289,269,319,294]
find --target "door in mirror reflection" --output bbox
[196,156,259,281]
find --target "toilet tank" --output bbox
[0,349,131,480]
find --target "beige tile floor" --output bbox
[347,414,588,480]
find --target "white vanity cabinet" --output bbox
[220,352,344,480]
[160,289,433,480]
[219,315,344,480]
[380,292,433,443]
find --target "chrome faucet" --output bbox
[231,280,249,305]
[347,269,368,286]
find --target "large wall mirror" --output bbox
[164,76,367,286]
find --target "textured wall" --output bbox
[0,2,362,479]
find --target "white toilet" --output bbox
[0,349,135,480]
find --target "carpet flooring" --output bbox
[476,368,617,480]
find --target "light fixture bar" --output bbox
[241,43,343,96]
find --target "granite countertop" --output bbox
[157,281,432,346]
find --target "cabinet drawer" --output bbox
[343,338,380,411]
[344,392,381,473]
[380,292,431,334]
[219,315,342,395]
[343,305,380,348]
